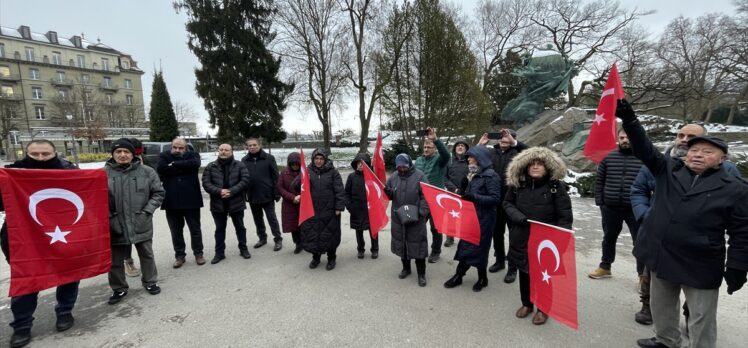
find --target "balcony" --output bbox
[0,93,22,101]
[99,82,119,92]
[0,74,20,82]
[50,77,74,86]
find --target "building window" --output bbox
[0,66,10,77]
[56,71,66,82]
[29,68,40,80]
[52,51,62,65]
[103,77,112,87]
[106,93,113,104]
[85,109,94,121]
[81,74,90,84]
[126,94,133,105]
[25,47,35,62]
[124,79,132,89]
[1,86,13,96]
[58,89,67,99]
[77,55,85,68]
[35,106,45,120]
[0,44,5,58]
[107,110,115,124]
[5,107,17,119]
[32,87,43,99]
[122,60,130,69]
[101,58,110,71]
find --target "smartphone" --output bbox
[487,132,502,140]
[415,129,428,137]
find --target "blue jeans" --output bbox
[10,281,79,331]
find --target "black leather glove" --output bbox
[725,267,747,295]
[383,187,394,199]
[615,99,637,123]
[461,193,475,202]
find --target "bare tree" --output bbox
[173,100,199,124]
[276,0,351,150]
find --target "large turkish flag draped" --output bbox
[298,149,315,225]
[362,163,389,239]
[528,220,578,330]
[583,63,625,163]
[371,132,387,184]
[419,182,480,245]
[0,168,111,297]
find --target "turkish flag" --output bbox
[528,220,578,330]
[298,149,315,225]
[0,168,111,297]
[362,162,389,239]
[371,132,387,184]
[583,63,625,163]
[419,182,480,245]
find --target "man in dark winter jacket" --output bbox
[617,100,748,348]
[0,140,78,347]
[414,127,450,263]
[589,129,643,280]
[443,140,470,248]
[157,138,205,268]
[202,144,251,264]
[478,129,528,283]
[241,138,283,251]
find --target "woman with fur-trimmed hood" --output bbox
[503,146,573,325]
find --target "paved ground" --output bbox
[1,175,747,347]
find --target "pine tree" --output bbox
[175,0,294,144]
[148,71,179,141]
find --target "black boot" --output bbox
[399,259,412,279]
[444,274,463,288]
[10,329,31,348]
[504,267,517,283]
[473,268,488,292]
[488,259,505,273]
[416,258,427,287]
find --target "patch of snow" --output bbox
[550,115,565,124]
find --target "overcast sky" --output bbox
[0,0,736,136]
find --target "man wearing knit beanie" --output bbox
[111,138,135,157]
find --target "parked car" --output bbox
[142,141,196,168]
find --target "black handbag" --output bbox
[395,204,419,225]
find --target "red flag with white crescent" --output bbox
[419,182,480,245]
[362,162,389,239]
[528,220,578,330]
[583,63,625,163]
[372,132,386,184]
[0,168,111,297]
[298,149,315,225]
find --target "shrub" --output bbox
[733,154,748,178]
[383,139,417,170]
[77,152,111,163]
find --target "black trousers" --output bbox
[402,258,426,275]
[10,281,79,331]
[250,202,282,242]
[356,229,379,252]
[212,211,248,256]
[313,249,337,261]
[166,209,204,258]
[291,230,301,245]
[493,208,509,265]
[428,217,442,255]
[456,261,488,280]
[519,270,533,308]
[600,205,640,273]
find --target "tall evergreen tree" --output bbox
[149,70,179,141]
[175,0,293,144]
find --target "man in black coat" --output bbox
[241,138,283,251]
[588,129,643,279]
[478,129,528,283]
[202,144,251,264]
[0,140,78,347]
[617,100,748,348]
[157,138,205,268]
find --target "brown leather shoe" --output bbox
[195,255,206,266]
[532,311,548,325]
[515,306,533,318]
[173,258,185,269]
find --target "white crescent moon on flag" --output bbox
[28,188,84,225]
[365,181,383,198]
[600,88,615,99]
[436,193,463,209]
[537,239,561,272]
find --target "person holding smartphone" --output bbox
[414,127,450,263]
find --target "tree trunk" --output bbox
[727,86,748,125]
[566,81,576,108]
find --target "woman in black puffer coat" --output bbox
[293,148,346,270]
[503,146,572,326]
[345,153,379,259]
[444,146,501,292]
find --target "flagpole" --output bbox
[528,219,575,234]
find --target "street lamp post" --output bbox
[66,114,79,166]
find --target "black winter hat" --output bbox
[687,136,728,154]
[111,138,135,155]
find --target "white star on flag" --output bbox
[46,226,71,244]
[593,113,606,125]
[449,210,460,218]
[542,269,551,283]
